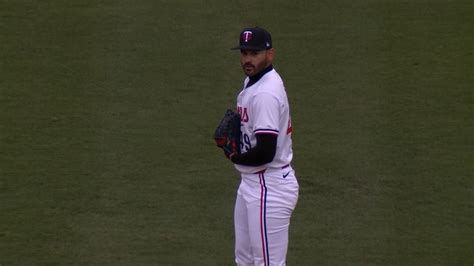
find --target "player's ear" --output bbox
[266,48,275,61]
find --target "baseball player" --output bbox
[228,27,299,266]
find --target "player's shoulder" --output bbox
[263,69,284,85]
[257,69,285,95]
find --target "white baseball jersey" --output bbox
[234,68,293,174]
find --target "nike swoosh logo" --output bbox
[283,171,291,178]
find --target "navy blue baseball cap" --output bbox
[232,27,272,51]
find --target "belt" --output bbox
[254,164,291,174]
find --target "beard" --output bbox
[241,60,268,77]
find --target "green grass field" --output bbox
[1,0,473,265]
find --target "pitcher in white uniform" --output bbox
[228,27,299,266]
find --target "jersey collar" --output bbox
[245,65,273,88]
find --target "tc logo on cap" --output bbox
[242,31,253,42]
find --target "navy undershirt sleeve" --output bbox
[231,134,277,166]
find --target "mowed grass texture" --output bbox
[1,0,472,265]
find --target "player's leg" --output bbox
[269,171,299,265]
[234,192,253,265]
[263,206,294,265]
[246,171,299,265]
[246,198,267,265]
[246,202,295,265]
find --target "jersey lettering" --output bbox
[237,106,249,122]
[287,116,293,135]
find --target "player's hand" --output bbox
[222,146,234,160]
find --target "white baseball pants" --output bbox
[234,166,299,266]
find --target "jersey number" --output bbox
[240,133,251,152]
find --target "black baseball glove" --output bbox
[214,109,241,158]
